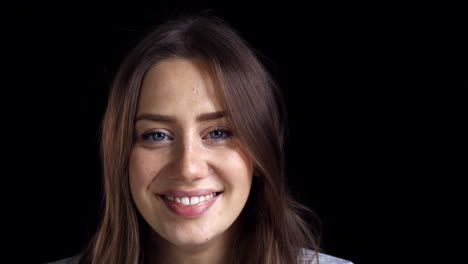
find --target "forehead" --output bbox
[138,58,224,115]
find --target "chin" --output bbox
[166,229,219,249]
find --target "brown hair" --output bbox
[78,13,321,264]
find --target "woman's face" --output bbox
[129,58,253,249]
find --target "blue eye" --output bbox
[206,128,233,142]
[141,131,167,142]
[138,128,233,145]
[210,130,224,139]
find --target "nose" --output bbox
[170,134,208,183]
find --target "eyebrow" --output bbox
[135,111,227,123]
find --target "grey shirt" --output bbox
[47,249,353,264]
[300,249,353,263]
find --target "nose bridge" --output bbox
[172,130,206,181]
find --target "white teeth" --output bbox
[181,197,190,205]
[190,197,199,205]
[163,192,219,205]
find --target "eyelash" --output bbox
[139,128,234,145]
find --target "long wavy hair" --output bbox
[77,14,321,264]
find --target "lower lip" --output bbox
[159,193,221,218]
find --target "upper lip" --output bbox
[157,189,222,197]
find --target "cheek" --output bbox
[220,148,253,192]
[129,148,162,192]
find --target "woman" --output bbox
[48,14,352,264]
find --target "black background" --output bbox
[4,1,447,264]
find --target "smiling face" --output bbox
[129,58,253,251]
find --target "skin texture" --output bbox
[129,58,254,264]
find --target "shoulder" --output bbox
[45,255,80,264]
[299,248,353,264]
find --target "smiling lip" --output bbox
[158,189,222,197]
[157,190,222,218]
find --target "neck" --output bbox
[144,220,240,264]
